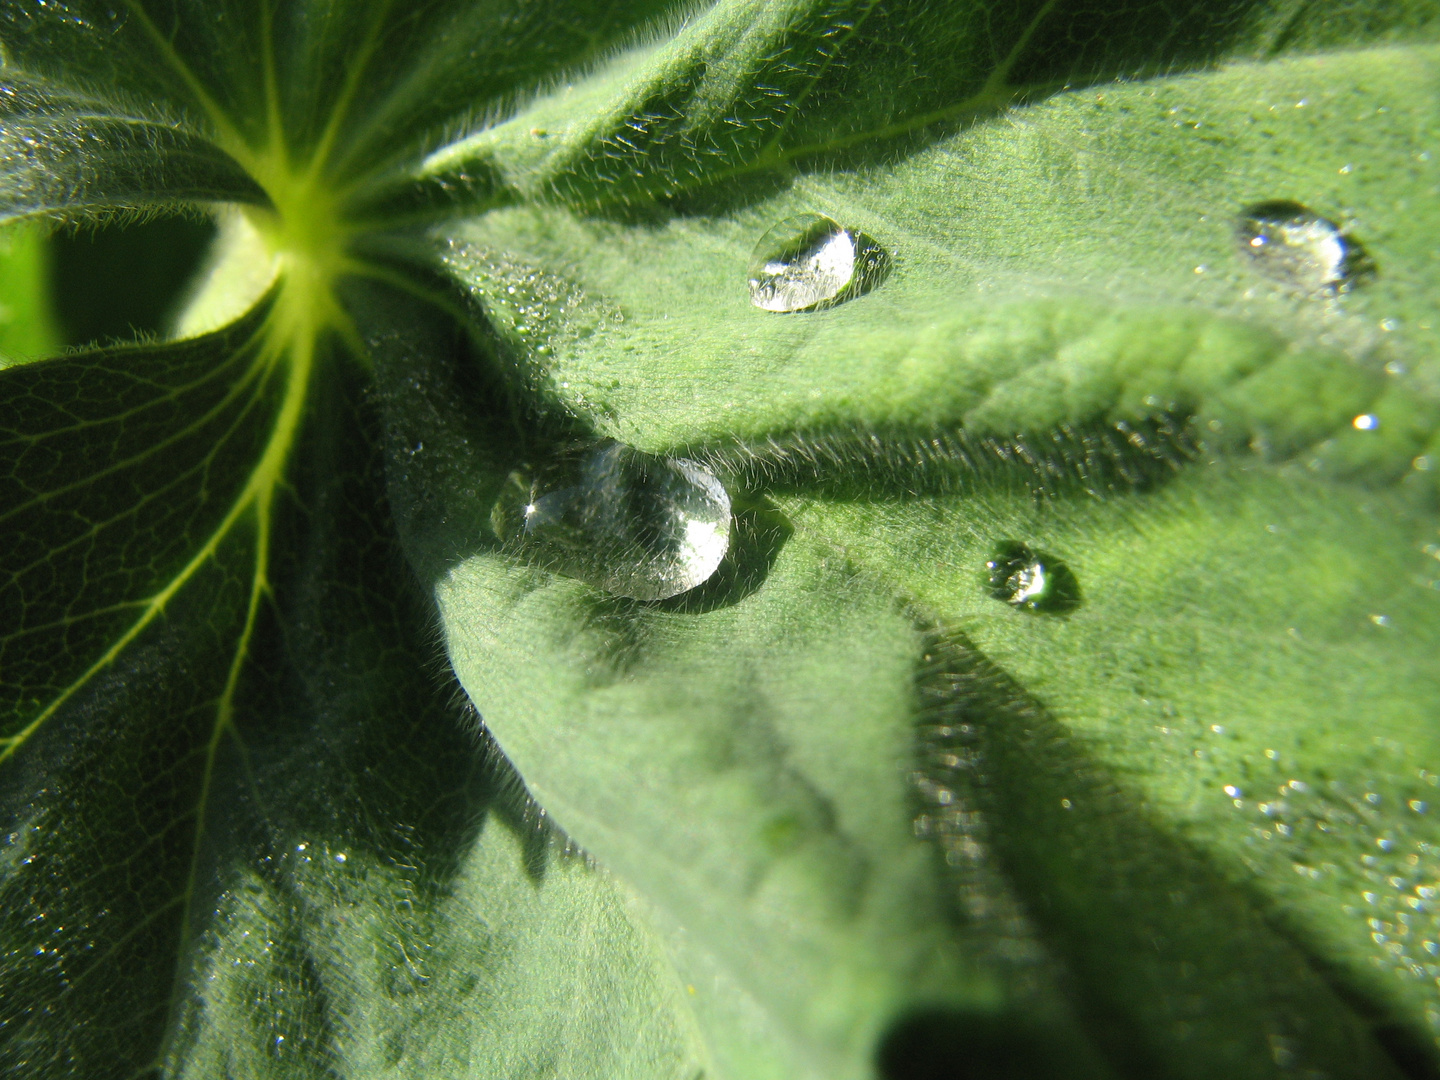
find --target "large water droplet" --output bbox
[985,542,1080,614]
[747,213,889,312]
[1236,200,1372,293]
[491,441,731,600]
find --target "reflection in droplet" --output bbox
[747,213,889,312]
[491,441,731,600]
[984,541,1080,614]
[1236,200,1373,293]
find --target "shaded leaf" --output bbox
[423,0,1440,207]
[0,74,267,224]
[1,0,681,216]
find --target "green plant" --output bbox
[3,0,1440,1076]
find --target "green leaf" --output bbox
[2,296,675,1077]
[1,0,678,218]
[437,44,1440,460]
[422,0,1440,205]
[418,6,1440,1078]
[6,0,1440,1077]
[0,73,267,224]
[0,222,59,365]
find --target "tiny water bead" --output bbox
[747,213,889,312]
[490,441,732,600]
[984,542,1080,614]
[1235,200,1373,294]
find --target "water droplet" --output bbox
[1236,200,1373,293]
[984,541,1080,613]
[1353,413,1379,431]
[747,213,889,312]
[491,441,731,600]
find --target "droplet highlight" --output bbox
[1236,200,1372,293]
[985,542,1080,614]
[747,213,889,312]
[491,441,731,600]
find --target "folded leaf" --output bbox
[420,17,1440,1080]
[0,74,267,223]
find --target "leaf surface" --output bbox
[0,223,58,364]
[0,73,267,224]
[5,0,1440,1078]
[420,5,1440,1078]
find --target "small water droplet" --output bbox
[984,541,1080,613]
[1353,413,1379,431]
[747,213,889,312]
[491,441,731,600]
[1236,200,1373,293]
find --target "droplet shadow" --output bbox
[877,1009,1104,1080]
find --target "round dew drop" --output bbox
[985,541,1080,614]
[1235,200,1372,294]
[747,213,889,312]
[491,441,731,600]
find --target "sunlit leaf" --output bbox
[0,222,58,365]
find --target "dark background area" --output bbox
[49,215,217,348]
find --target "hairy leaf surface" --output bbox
[4,0,1440,1078]
[422,3,1440,1078]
